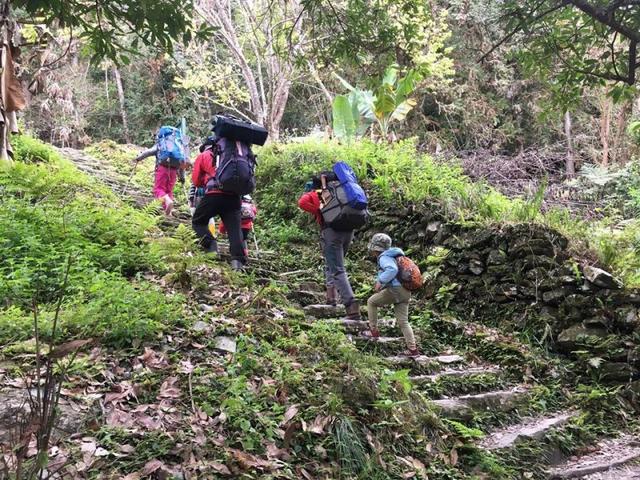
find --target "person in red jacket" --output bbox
[219,195,257,257]
[191,136,246,271]
[298,173,360,320]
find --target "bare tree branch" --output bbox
[479,1,568,62]
[568,0,640,42]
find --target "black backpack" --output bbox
[206,137,256,195]
[320,176,369,231]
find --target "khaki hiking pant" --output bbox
[367,286,416,350]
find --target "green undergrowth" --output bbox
[85,139,155,193]
[0,135,185,348]
[256,139,640,287]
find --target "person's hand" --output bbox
[374,282,382,292]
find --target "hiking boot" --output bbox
[206,239,219,254]
[360,328,380,339]
[345,301,361,320]
[325,286,337,306]
[402,348,421,358]
[231,259,244,272]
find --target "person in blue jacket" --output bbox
[361,233,419,357]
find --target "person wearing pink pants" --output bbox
[135,145,180,215]
[153,164,178,214]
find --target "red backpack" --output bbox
[396,256,422,291]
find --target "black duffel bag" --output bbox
[212,115,268,146]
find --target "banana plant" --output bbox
[332,65,422,141]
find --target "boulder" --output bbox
[486,249,507,265]
[598,362,639,382]
[583,266,622,289]
[543,287,574,306]
[509,238,555,258]
[556,324,607,351]
[614,307,639,331]
[213,336,237,353]
[0,388,91,443]
[469,259,484,275]
[192,320,210,332]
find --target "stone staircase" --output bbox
[303,301,640,479]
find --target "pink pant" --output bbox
[153,165,177,212]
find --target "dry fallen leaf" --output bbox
[158,376,181,399]
[210,461,232,476]
[138,347,169,370]
[306,415,333,435]
[280,404,299,426]
[266,442,290,460]
[104,381,136,404]
[228,449,273,470]
[179,359,195,374]
[140,459,165,476]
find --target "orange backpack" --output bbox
[396,256,422,291]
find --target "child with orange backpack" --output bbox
[361,233,422,357]
[219,195,257,256]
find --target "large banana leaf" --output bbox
[332,94,359,140]
[373,85,396,118]
[395,69,422,102]
[382,65,398,86]
[390,98,417,122]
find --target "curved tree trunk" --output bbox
[112,66,130,143]
[564,111,575,178]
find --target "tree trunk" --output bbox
[112,66,130,143]
[564,111,575,178]
[611,98,633,165]
[599,96,612,166]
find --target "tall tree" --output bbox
[112,66,130,143]
[491,1,639,100]
[196,0,305,139]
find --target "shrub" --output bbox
[0,135,182,346]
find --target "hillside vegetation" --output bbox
[2,136,640,479]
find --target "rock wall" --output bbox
[371,203,640,382]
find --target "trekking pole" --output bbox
[252,225,260,257]
[121,161,138,196]
[182,182,191,215]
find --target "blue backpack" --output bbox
[156,126,187,167]
[333,162,368,209]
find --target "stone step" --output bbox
[480,411,576,450]
[410,365,501,385]
[432,386,529,421]
[581,463,640,479]
[385,354,465,367]
[327,319,369,331]
[548,435,640,479]
[352,336,404,344]
[303,304,341,319]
